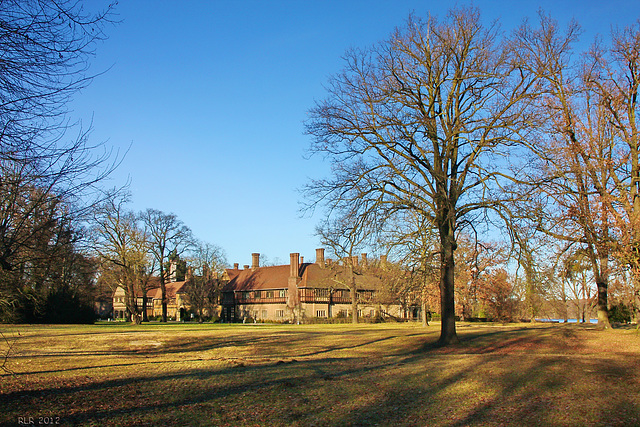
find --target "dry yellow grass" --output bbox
[1,322,639,426]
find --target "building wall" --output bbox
[112,287,188,321]
[230,300,408,322]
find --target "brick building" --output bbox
[221,249,408,322]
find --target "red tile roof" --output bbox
[113,280,188,299]
[223,265,291,292]
[223,263,380,292]
[146,281,187,299]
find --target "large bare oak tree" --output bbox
[305,8,539,345]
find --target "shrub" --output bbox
[609,303,633,324]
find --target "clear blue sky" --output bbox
[71,0,639,267]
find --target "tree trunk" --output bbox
[596,279,610,328]
[161,280,168,322]
[125,283,137,324]
[438,227,458,345]
[422,277,429,327]
[142,291,149,322]
[348,262,358,325]
[351,287,358,324]
[422,300,428,326]
[595,253,611,329]
[562,280,568,322]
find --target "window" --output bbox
[279,290,286,298]
[266,291,274,298]
[316,310,326,318]
[276,310,285,318]
[253,291,261,299]
[261,309,268,319]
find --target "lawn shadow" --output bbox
[2,324,639,426]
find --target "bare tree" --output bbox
[0,0,118,316]
[562,249,596,322]
[305,8,539,344]
[514,13,623,327]
[376,211,440,325]
[316,214,372,324]
[140,209,192,322]
[585,21,640,323]
[93,197,148,324]
[185,241,227,322]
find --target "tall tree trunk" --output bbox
[422,276,429,327]
[142,291,149,322]
[438,227,458,345]
[595,253,611,328]
[562,279,568,322]
[159,263,167,322]
[161,281,168,322]
[348,262,358,324]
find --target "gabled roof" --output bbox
[225,268,242,282]
[147,281,187,299]
[223,263,381,292]
[223,265,291,292]
[300,263,382,290]
[113,280,188,299]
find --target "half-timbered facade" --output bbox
[112,280,189,321]
[221,249,405,322]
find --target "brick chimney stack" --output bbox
[251,253,260,270]
[316,248,325,268]
[288,253,300,309]
[361,253,367,266]
[289,253,300,278]
[380,254,388,265]
[233,263,239,270]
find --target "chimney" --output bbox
[243,265,250,270]
[251,253,260,270]
[186,266,193,281]
[361,253,368,266]
[300,256,304,264]
[287,253,301,309]
[380,254,388,265]
[352,256,359,267]
[233,263,239,270]
[289,253,300,278]
[316,248,325,268]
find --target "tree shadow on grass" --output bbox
[2,325,638,426]
[4,326,424,377]
[332,326,640,427]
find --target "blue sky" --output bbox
[72,0,639,267]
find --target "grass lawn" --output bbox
[1,321,639,426]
